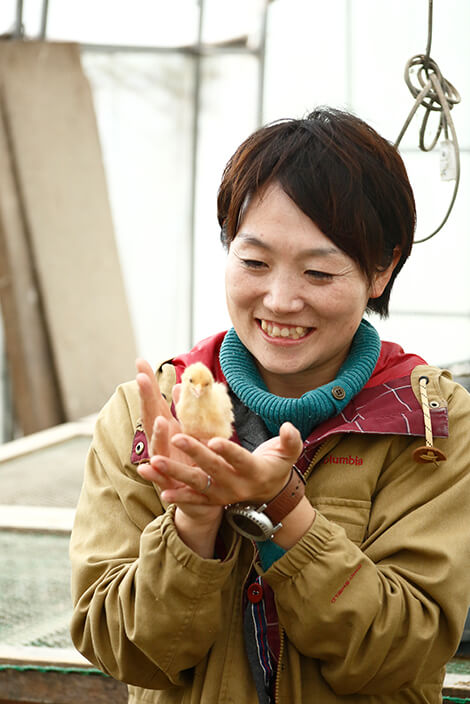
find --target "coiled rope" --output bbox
[394,0,461,243]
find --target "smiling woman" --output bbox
[70,107,470,704]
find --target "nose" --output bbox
[263,273,305,315]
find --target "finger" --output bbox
[172,383,181,405]
[151,416,171,457]
[160,487,211,505]
[136,376,158,439]
[171,434,235,477]
[136,359,172,434]
[206,436,254,474]
[150,455,211,493]
[137,462,183,490]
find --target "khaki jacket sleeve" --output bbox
[69,382,240,688]
[261,375,470,695]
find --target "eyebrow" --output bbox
[235,233,341,258]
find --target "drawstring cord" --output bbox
[412,376,447,464]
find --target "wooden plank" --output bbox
[0,41,136,422]
[0,669,128,704]
[0,417,94,464]
[0,646,91,669]
[0,99,63,435]
[0,647,128,704]
[0,505,75,533]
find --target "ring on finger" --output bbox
[200,474,212,494]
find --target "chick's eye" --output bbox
[306,270,334,281]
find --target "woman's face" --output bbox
[225,183,390,397]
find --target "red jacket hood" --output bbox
[171,331,426,389]
[169,331,446,450]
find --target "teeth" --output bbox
[260,320,309,340]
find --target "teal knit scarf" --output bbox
[219,319,381,439]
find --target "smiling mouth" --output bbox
[259,319,311,340]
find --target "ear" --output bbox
[369,247,401,299]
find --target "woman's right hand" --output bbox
[135,359,223,556]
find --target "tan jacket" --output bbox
[70,364,470,703]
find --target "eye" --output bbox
[305,270,334,281]
[241,259,267,270]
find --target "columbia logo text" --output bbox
[323,454,363,466]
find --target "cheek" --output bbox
[225,270,244,305]
[225,271,250,321]
[225,262,258,306]
[315,281,369,320]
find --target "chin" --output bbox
[258,358,311,379]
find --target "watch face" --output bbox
[230,512,268,541]
[225,505,276,541]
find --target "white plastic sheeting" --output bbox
[0,0,468,369]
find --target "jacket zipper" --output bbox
[274,626,285,702]
[304,440,328,481]
[273,440,329,703]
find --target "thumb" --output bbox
[279,422,303,462]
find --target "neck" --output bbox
[219,320,382,439]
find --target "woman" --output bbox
[70,108,470,703]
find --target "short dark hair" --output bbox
[217,107,416,317]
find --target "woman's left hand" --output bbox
[147,421,304,507]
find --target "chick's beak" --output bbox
[191,384,202,398]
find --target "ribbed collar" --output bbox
[219,319,381,439]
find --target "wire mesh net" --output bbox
[0,435,91,507]
[0,530,73,649]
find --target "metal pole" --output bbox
[345,0,353,110]
[188,0,204,347]
[79,42,257,56]
[256,0,269,127]
[1,337,13,442]
[39,0,49,40]
[15,0,24,38]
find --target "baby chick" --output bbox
[175,362,234,441]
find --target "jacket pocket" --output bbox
[310,497,371,546]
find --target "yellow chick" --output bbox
[175,362,234,441]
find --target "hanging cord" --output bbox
[394,0,461,244]
[412,376,447,464]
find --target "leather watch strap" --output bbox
[264,467,305,524]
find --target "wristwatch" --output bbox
[225,467,306,541]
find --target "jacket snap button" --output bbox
[135,441,145,455]
[331,385,346,400]
[247,583,263,604]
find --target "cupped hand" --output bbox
[135,358,183,458]
[151,421,304,507]
[135,359,222,524]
